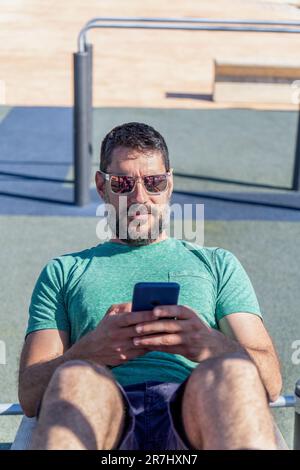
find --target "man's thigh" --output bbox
[35,378,194,450]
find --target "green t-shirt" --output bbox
[26,238,261,386]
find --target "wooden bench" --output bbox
[213,58,300,105]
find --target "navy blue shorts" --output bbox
[115,380,193,451]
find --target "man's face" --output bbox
[95,146,173,245]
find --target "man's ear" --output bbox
[95,171,105,199]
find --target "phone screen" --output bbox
[132,282,180,312]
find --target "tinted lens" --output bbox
[109,174,168,194]
[110,175,135,193]
[144,175,168,193]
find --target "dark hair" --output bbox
[100,122,170,172]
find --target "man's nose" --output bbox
[130,180,148,204]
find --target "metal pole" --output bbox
[293,379,300,450]
[73,51,90,206]
[86,43,93,161]
[292,108,300,191]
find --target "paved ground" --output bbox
[1,106,300,219]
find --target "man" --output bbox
[19,122,282,450]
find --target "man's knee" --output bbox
[188,352,262,391]
[46,359,118,399]
[33,360,126,450]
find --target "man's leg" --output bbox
[30,360,126,450]
[181,352,277,450]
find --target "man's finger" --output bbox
[134,319,184,336]
[115,346,149,361]
[133,333,184,347]
[107,302,132,315]
[152,305,192,320]
[118,310,158,327]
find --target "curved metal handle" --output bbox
[77,17,300,52]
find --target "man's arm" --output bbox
[19,329,72,417]
[19,328,110,417]
[19,304,157,417]
[19,328,117,417]
[131,305,282,403]
[219,312,282,402]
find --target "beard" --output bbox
[118,218,163,246]
[104,193,170,246]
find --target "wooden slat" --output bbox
[215,59,300,81]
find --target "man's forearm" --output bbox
[18,332,104,417]
[244,346,282,403]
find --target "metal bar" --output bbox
[292,108,300,191]
[172,190,300,211]
[86,43,93,166]
[85,17,300,27]
[269,395,296,408]
[0,404,23,416]
[294,380,300,450]
[78,23,300,52]
[73,51,91,205]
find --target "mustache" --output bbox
[126,204,157,216]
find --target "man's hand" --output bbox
[71,302,159,367]
[132,305,242,362]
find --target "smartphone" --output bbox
[132,282,180,316]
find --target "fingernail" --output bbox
[136,326,142,333]
[154,308,161,316]
[134,339,140,346]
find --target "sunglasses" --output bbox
[100,170,172,195]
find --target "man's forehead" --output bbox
[108,146,165,172]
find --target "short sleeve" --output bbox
[26,258,70,337]
[214,249,262,323]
